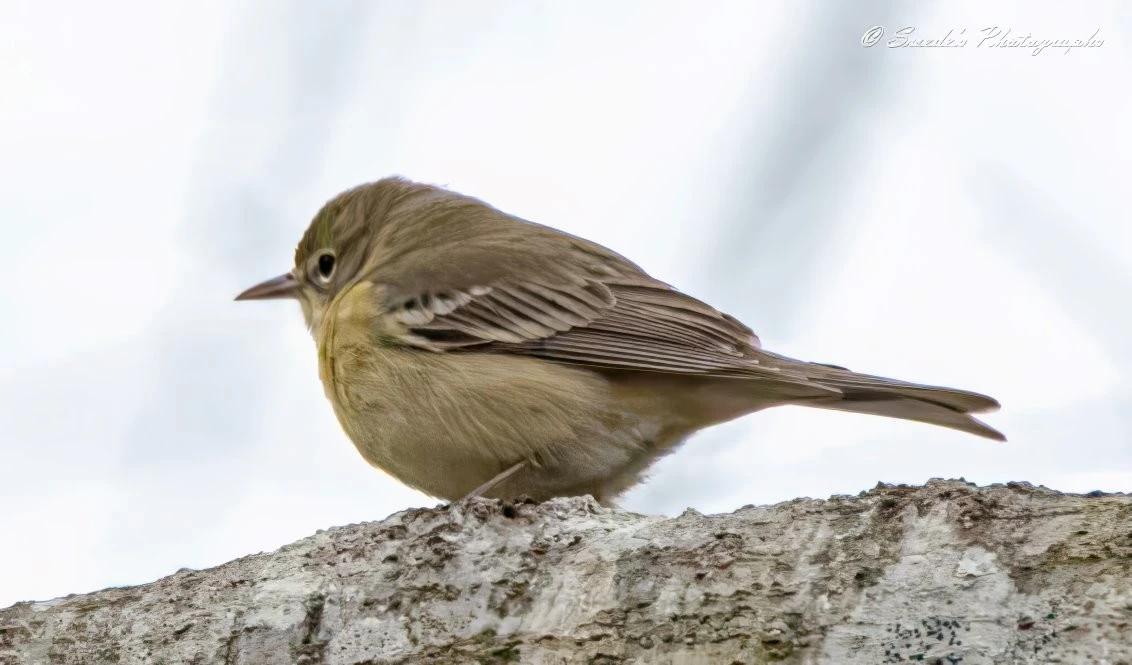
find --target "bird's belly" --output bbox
[319,343,667,502]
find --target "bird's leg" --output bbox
[461,461,527,501]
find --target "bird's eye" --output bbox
[315,252,336,284]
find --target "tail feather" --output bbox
[764,355,1005,441]
[811,393,1005,441]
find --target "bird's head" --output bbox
[234,179,412,332]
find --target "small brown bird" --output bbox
[236,177,1003,505]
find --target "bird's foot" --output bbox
[458,460,528,502]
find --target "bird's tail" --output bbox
[766,354,1005,441]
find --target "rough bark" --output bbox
[2,480,1130,665]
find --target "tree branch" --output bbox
[2,480,1129,664]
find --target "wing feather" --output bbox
[385,266,784,381]
[369,231,785,379]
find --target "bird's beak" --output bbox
[234,273,299,301]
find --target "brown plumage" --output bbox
[236,177,1004,505]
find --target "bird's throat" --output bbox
[316,281,382,409]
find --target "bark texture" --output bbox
[2,480,1130,664]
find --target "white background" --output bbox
[1,0,1128,608]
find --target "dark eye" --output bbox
[317,253,335,276]
[314,252,335,284]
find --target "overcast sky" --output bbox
[2,0,1128,608]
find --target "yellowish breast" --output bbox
[316,280,385,410]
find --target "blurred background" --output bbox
[1,0,1128,607]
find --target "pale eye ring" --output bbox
[312,251,336,285]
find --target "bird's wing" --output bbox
[378,240,820,383]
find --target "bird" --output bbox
[235,177,1004,506]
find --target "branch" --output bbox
[2,480,1129,664]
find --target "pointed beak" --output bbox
[234,273,300,301]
